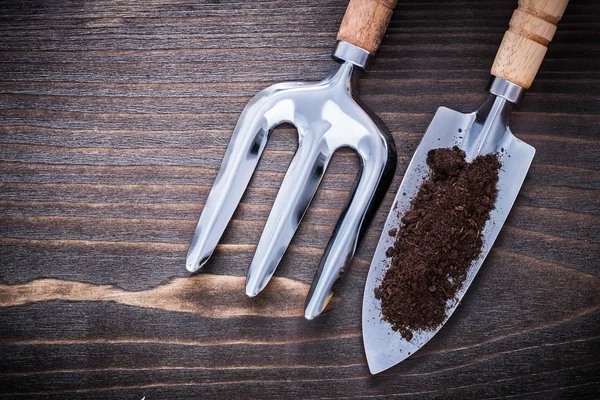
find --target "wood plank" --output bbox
[0,0,598,398]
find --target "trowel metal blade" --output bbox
[362,106,535,375]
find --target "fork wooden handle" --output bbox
[337,0,398,54]
[492,0,569,89]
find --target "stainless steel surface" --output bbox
[362,77,535,374]
[462,92,512,159]
[489,76,526,104]
[332,40,373,70]
[187,56,396,320]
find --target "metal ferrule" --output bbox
[332,40,373,70]
[488,76,526,105]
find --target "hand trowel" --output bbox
[362,0,569,374]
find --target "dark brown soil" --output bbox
[375,146,501,340]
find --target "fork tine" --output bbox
[245,135,330,296]
[304,139,395,319]
[186,89,294,272]
[186,123,268,272]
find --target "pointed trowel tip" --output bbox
[363,322,413,375]
[364,341,390,375]
[367,363,386,375]
[366,356,394,375]
[365,346,408,375]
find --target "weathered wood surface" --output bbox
[0,0,599,398]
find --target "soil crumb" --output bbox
[375,146,501,340]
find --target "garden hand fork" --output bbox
[186,0,398,320]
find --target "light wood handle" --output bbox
[491,0,569,89]
[337,0,398,54]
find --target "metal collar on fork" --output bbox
[332,40,374,70]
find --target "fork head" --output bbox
[186,41,397,319]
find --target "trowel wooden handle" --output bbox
[491,0,569,89]
[337,0,397,54]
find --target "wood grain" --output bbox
[0,0,599,399]
[0,275,313,318]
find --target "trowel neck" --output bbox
[477,77,527,133]
[462,77,526,160]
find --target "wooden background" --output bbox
[0,0,599,398]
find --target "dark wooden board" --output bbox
[0,0,599,398]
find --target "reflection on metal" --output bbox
[363,76,534,374]
[187,41,397,320]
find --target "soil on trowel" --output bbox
[375,146,501,341]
